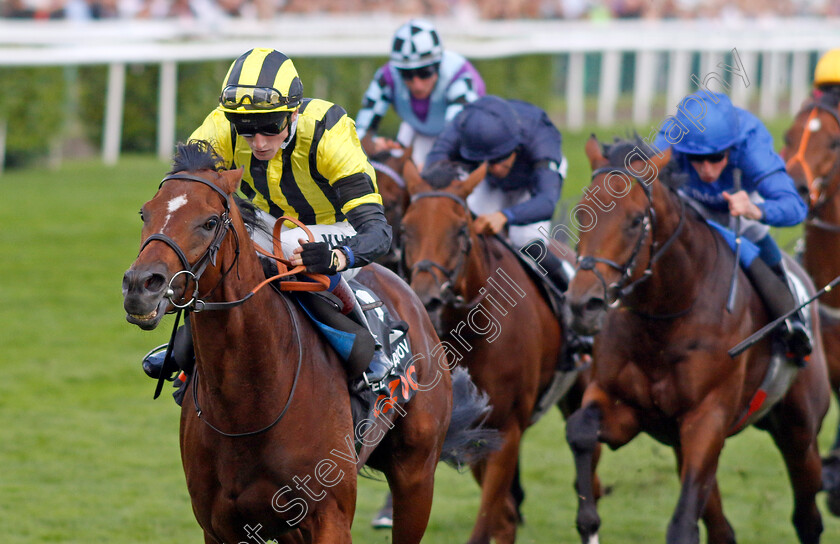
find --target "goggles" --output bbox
[234,113,291,137]
[220,85,296,110]
[686,151,727,164]
[398,64,438,81]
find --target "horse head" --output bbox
[122,141,245,330]
[783,98,840,209]
[568,136,672,336]
[370,148,412,274]
[400,159,486,331]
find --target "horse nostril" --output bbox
[144,273,166,294]
[424,297,443,313]
[585,298,606,313]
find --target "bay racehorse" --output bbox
[399,159,593,543]
[370,149,411,275]
[784,95,840,514]
[565,136,830,544]
[121,142,490,544]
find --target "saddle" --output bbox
[490,235,589,424]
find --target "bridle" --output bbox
[138,172,328,438]
[786,102,840,228]
[405,191,487,309]
[140,173,237,311]
[575,167,686,307]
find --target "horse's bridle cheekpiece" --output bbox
[575,167,685,306]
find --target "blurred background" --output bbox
[0,1,837,172]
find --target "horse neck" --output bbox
[190,219,299,396]
[624,182,716,313]
[804,182,840,307]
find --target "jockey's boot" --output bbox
[744,259,812,364]
[142,320,194,380]
[520,239,570,292]
[332,279,395,388]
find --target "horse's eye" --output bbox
[831,138,840,149]
[139,209,145,222]
[204,217,219,231]
[630,214,645,229]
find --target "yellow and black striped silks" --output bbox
[190,98,381,226]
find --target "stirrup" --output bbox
[361,351,394,390]
[141,344,177,381]
[782,318,812,363]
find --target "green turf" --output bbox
[1,122,838,543]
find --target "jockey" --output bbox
[654,91,812,361]
[423,95,571,292]
[812,48,840,102]
[355,18,485,168]
[143,48,396,394]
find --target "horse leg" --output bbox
[566,389,640,544]
[466,422,523,544]
[510,459,526,525]
[203,532,219,544]
[667,408,728,544]
[386,460,437,544]
[674,449,736,544]
[765,417,825,543]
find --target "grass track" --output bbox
[1,123,838,543]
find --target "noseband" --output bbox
[575,167,685,305]
[406,191,476,307]
[786,102,840,223]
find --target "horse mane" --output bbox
[600,133,688,190]
[421,159,474,189]
[166,140,269,239]
[168,140,225,175]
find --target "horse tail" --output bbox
[440,367,501,468]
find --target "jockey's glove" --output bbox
[299,241,344,275]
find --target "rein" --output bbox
[576,167,687,309]
[406,191,489,310]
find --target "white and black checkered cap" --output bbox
[390,19,443,70]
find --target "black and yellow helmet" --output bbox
[219,48,303,128]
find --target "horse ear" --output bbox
[649,146,672,173]
[403,157,432,196]
[218,167,243,195]
[453,162,487,199]
[585,135,608,170]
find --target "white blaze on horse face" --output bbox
[163,194,189,231]
[809,117,822,132]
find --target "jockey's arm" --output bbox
[424,120,460,168]
[501,167,562,225]
[753,169,808,227]
[322,113,393,269]
[355,67,393,142]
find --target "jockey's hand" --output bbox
[722,190,763,220]
[373,137,402,154]
[473,212,508,235]
[292,240,347,274]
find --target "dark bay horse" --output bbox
[565,136,830,544]
[121,143,479,544]
[399,159,591,543]
[370,149,411,275]
[784,97,840,514]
